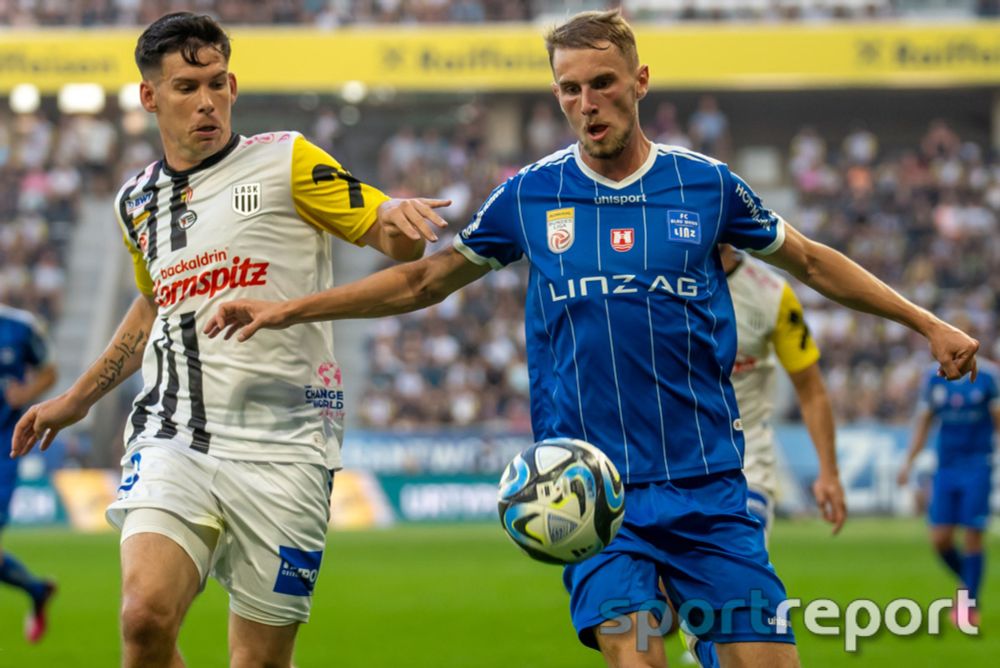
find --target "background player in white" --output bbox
[204,11,977,668]
[11,13,446,668]
[722,244,845,539]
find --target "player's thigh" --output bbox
[228,612,298,668]
[213,460,332,628]
[120,527,208,629]
[594,610,666,668]
[716,641,800,668]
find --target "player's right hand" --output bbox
[895,464,910,487]
[204,299,286,342]
[12,394,89,458]
[928,320,979,381]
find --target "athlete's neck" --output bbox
[579,133,652,183]
[162,132,236,173]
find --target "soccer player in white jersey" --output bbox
[722,244,846,539]
[205,10,977,667]
[11,13,447,668]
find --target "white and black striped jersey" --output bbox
[114,131,389,469]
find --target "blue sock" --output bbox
[0,553,46,601]
[693,638,720,668]
[938,547,965,582]
[962,552,984,601]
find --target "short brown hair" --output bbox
[135,12,231,77]
[544,9,639,70]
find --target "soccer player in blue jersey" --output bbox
[205,10,978,667]
[0,304,57,642]
[898,357,998,630]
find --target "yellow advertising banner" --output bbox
[0,22,997,94]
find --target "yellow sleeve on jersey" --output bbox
[772,282,820,374]
[290,136,390,244]
[122,231,155,297]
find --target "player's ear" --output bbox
[139,80,157,113]
[550,81,559,100]
[635,65,649,101]
[228,72,238,103]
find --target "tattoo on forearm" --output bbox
[96,330,147,391]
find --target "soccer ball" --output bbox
[497,438,625,565]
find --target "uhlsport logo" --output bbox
[547,207,575,254]
[273,546,323,596]
[232,182,261,216]
[610,228,634,252]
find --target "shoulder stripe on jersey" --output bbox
[590,179,603,272]
[515,175,533,262]
[520,145,575,174]
[180,312,211,453]
[638,175,649,272]
[155,320,180,439]
[655,143,723,166]
[603,301,630,480]
[128,322,165,443]
[168,174,191,252]
[645,298,671,479]
[671,154,686,203]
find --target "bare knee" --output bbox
[931,528,955,552]
[121,594,183,647]
[964,530,984,553]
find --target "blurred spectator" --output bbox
[688,94,729,161]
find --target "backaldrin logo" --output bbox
[274,546,324,596]
[154,252,270,308]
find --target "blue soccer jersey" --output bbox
[919,361,999,470]
[0,305,49,434]
[454,143,785,483]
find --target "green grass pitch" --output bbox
[0,518,995,666]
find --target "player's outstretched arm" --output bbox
[360,198,452,262]
[205,246,490,342]
[11,294,157,457]
[764,224,978,380]
[898,409,934,486]
[789,362,846,534]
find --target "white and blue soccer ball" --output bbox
[498,438,625,565]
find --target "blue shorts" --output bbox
[0,427,17,528]
[563,469,794,649]
[929,465,992,531]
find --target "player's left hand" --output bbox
[812,473,847,535]
[378,198,451,242]
[204,299,287,342]
[929,320,979,381]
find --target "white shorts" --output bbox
[746,485,775,545]
[107,442,333,625]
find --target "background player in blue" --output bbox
[898,356,998,630]
[0,304,57,642]
[205,10,979,667]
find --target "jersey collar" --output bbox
[572,140,657,190]
[161,132,241,178]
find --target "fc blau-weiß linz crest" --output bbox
[232,182,261,215]
[546,207,575,254]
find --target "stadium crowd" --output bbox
[3,93,996,430]
[0,0,986,27]
[358,106,1000,428]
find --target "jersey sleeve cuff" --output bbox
[750,215,786,257]
[453,235,503,271]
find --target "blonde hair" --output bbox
[544,9,639,70]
